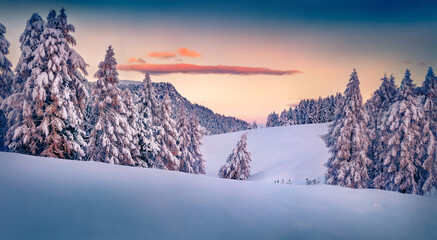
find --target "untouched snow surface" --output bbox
[203,123,329,184]
[0,123,436,239]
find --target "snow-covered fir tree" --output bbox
[176,107,205,174]
[87,46,140,165]
[0,23,14,151]
[219,132,251,180]
[0,23,14,100]
[176,107,194,173]
[137,73,160,167]
[13,14,45,92]
[421,67,437,193]
[365,74,397,130]
[422,67,437,133]
[373,70,435,194]
[154,92,181,170]
[2,14,45,151]
[55,8,89,126]
[365,74,397,177]
[266,112,280,127]
[189,114,206,174]
[324,69,372,189]
[7,11,87,159]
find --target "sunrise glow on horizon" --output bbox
[1,0,436,124]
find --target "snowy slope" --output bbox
[0,124,437,239]
[202,123,329,184]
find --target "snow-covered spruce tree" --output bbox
[87,46,140,165]
[176,107,194,173]
[176,107,206,174]
[137,73,160,167]
[7,12,86,159]
[154,93,180,170]
[422,67,437,133]
[324,69,372,189]
[2,14,45,152]
[373,70,434,194]
[365,74,397,130]
[419,67,437,193]
[365,74,397,178]
[189,114,206,174]
[0,23,14,151]
[13,14,45,92]
[266,112,280,127]
[56,8,89,126]
[219,132,251,180]
[0,23,14,100]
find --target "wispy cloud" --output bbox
[178,47,202,57]
[118,63,301,75]
[127,57,146,64]
[403,60,428,66]
[147,51,177,59]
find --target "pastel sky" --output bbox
[1,0,437,124]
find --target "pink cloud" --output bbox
[117,63,301,75]
[178,47,202,57]
[147,51,177,59]
[418,62,427,66]
[126,57,146,64]
[403,60,414,64]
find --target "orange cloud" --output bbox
[127,57,146,64]
[178,47,202,57]
[147,51,177,59]
[117,63,301,75]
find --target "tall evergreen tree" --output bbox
[154,93,180,170]
[0,23,14,151]
[3,14,44,152]
[420,67,437,193]
[8,11,86,159]
[325,69,372,188]
[373,70,434,194]
[137,73,160,167]
[176,107,206,174]
[365,74,397,177]
[56,8,89,127]
[177,107,194,173]
[13,14,45,92]
[189,114,206,174]
[219,132,251,180]
[87,46,140,165]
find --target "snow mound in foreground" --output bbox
[0,123,436,239]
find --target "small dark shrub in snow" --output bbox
[306,178,321,185]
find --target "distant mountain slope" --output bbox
[118,80,249,135]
